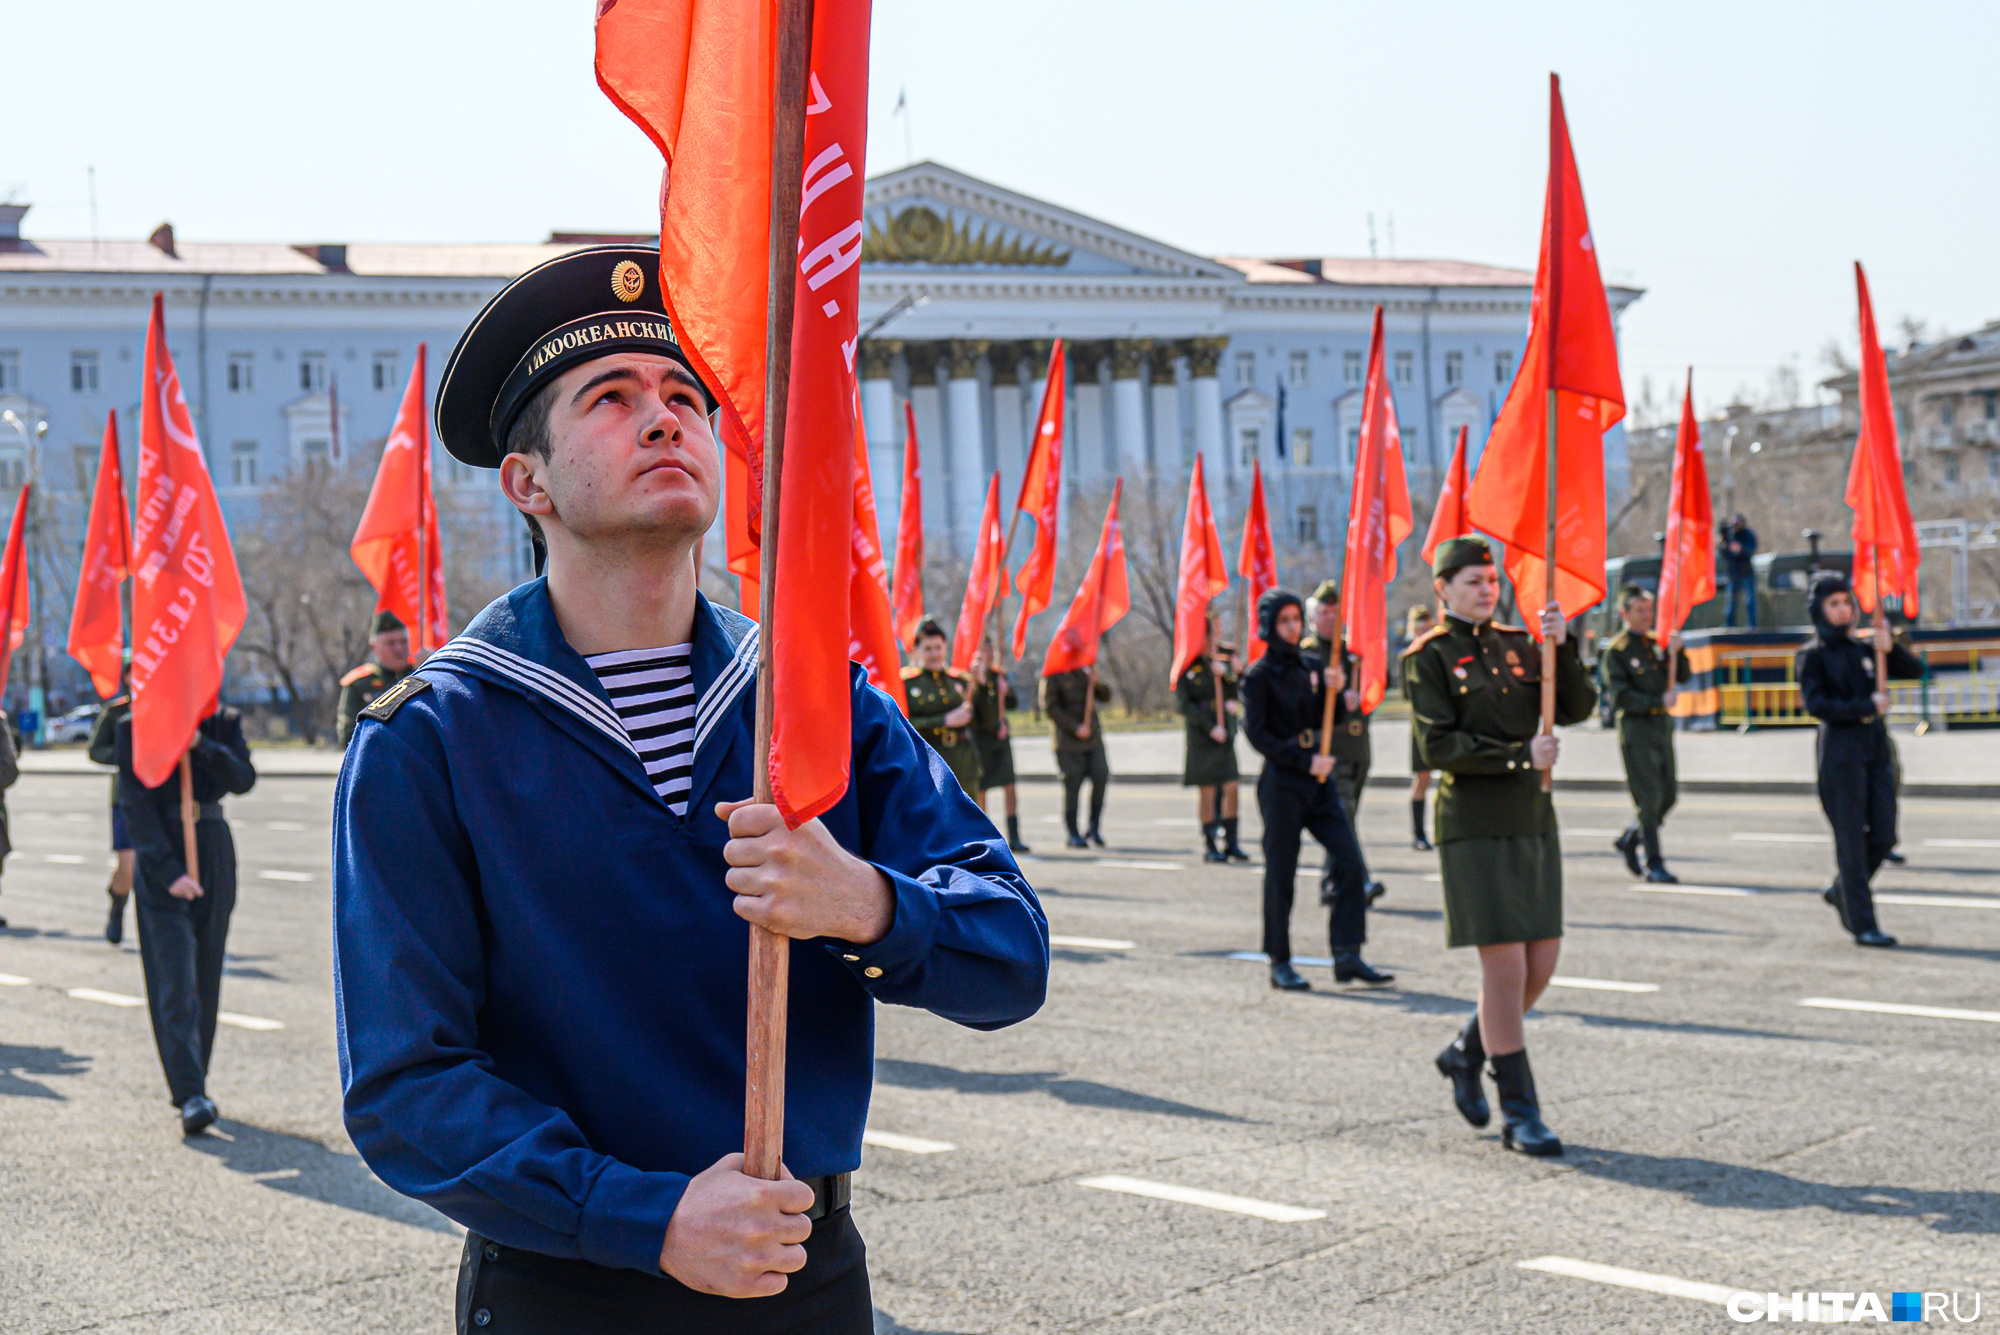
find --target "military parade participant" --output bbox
[1175,620,1248,864]
[335,609,415,746]
[967,641,1029,852]
[0,716,15,930]
[85,669,136,944]
[1601,585,1691,884]
[1241,589,1390,991]
[1043,663,1112,849]
[1797,570,1923,949]
[1300,580,1386,903]
[901,619,992,799]
[1406,537,1595,1156]
[115,705,257,1136]
[333,247,1047,1334]
[1402,606,1438,851]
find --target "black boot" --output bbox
[1411,799,1434,852]
[1613,825,1644,878]
[1640,825,1677,883]
[105,887,128,946]
[1222,817,1251,863]
[1490,1049,1562,1156]
[1201,822,1226,863]
[1005,814,1030,854]
[1065,813,1087,850]
[1269,961,1310,991]
[1084,822,1105,848]
[1435,1014,1490,1128]
[1365,880,1387,904]
[1333,951,1394,985]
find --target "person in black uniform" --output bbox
[1601,586,1690,884]
[1240,589,1391,991]
[87,671,135,944]
[116,707,257,1135]
[1042,666,1112,849]
[1300,581,1386,905]
[1797,570,1923,948]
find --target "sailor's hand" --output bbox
[659,1153,815,1298]
[1540,602,1568,646]
[944,702,974,728]
[716,800,895,945]
[1530,733,1560,770]
[168,875,203,901]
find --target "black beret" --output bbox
[435,245,717,467]
[1431,536,1495,578]
[370,609,406,635]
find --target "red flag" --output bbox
[1341,307,1415,712]
[761,0,872,826]
[1169,455,1229,685]
[951,472,1004,669]
[1848,262,1921,617]
[1656,370,1716,640]
[1466,74,1625,632]
[848,382,906,712]
[350,343,449,653]
[1010,338,1066,658]
[129,292,247,789]
[891,399,924,648]
[1235,461,1277,665]
[1042,480,1129,676]
[0,487,30,699]
[69,411,132,699]
[1420,424,1471,566]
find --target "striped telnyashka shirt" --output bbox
[585,644,695,815]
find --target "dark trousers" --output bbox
[133,818,237,1106]
[1058,746,1109,832]
[1725,573,1757,627]
[457,1211,872,1335]
[1816,722,1896,937]
[1258,767,1367,962]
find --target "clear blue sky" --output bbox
[10,0,1995,417]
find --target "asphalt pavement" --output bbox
[1,770,1995,1333]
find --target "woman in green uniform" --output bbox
[1176,621,1248,863]
[900,619,988,798]
[1404,538,1596,1156]
[968,642,1029,852]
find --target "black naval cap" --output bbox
[1431,535,1495,579]
[434,245,718,468]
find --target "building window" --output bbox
[1238,426,1260,466]
[1495,350,1515,385]
[71,351,100,394]
[1287,350,1310,388]
[301,437,330,478]
[1346,427,1360,462]
[74,445,98,492]
[0,456,23,488]
[1292,428,1313,466]
[1445,350,1463,386]
[1295,505,1319,545]
[1393,350,1414,384]
[1943,454,1960,486]
[1343,350,1363,384]
[299,352,327,393]
[1940,400,1957,427]
[0,351,17,392]
[1234,351,1256,387]
[1984,391,1998,422]
[231,441,259,489]
[372,352,400,392]
[228,352,255,393]
[1989,451,1999,482]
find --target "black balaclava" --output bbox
[1807,570,1854,645]
[1258,589,1304,660]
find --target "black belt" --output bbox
[801,1172,851,1221]
[197,801,225,820]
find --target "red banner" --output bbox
[129,293,247,789]
[1169,455,1228,685]
[1656,371,1715,640]
[1848,262,1921,616]
[1042,481,1128,677]
[0,487,30,699]
[69,412,132,699]
[350,343,448,653]
[1420,424,1471,566]
[891,398,924,647]
[847,382,905,711]
[951,472,1004,669]
[1235,461,1276,665]
[1010,338,1066,659]
[1341,306,1414,713]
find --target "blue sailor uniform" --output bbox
[333,580,1048,1278]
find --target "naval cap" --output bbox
[434,245,717,467]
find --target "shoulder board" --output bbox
[946,668,971,681]
[340,663,380,688]
[359,675,431,724]
[1399,625,1450,657]
[1490,622,1529,636]
[899,665,923,680]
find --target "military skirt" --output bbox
[1438,830,1562,948]
[1181,728,1239,787]
[973,732,1015,788]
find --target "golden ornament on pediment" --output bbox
[862,205,1071,267]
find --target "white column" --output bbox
[860,340,900,548]
[908,343,947,565]
[946,339,988,553]
[1073,346,1106,479]
[1189,336,1225,475]
[1110,338,1149,468]
[990,343,1025,507]
[1148,342,1182,473]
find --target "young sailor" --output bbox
[332,247,1048,1334]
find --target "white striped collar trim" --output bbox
[426,639,638,756]
[692,624,759,757]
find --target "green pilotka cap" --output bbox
[370,609,407,636]
[1310,578,1341,604]
[1431,536,1494,578]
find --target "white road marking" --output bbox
[265,821,307,832]
[1517,1256,1755,1311]
[0,973,29,986]
[1078,1175,1325,1222]
[217,1011,285,1031]
[258,870,313,883]
[1800,997,2000,1025]
[1096,860,1182,872]
[862,1129,955,1155]
[1567,827,1627,837]
[1225,951,1335,968]
[1049,935,1137,950]
[1729,832,1828,843]
[1149,817,1200,827]
[1547,976,1660,993]
[1422,873,1442,882]
[44,854,86,864]
[1923,838,2000,849]
[68,987,145,1008]
[1630,883,1754,897]
[1875,893,2000,909]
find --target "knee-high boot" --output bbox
[1490,1048,1562,1156]
[1222,816,1250,862]
[1435,1013,1489,1127]
[1640,825,1676,883]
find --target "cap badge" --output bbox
[611,260,646,303]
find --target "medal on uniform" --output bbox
[1454,666,1468,679]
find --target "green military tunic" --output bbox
[1405,615,1597,948]
[970,671,1017,789]
[1175,659,1240,787]
[336,662,414,747]
[1600,628,1690,829]
[902,665,990,797]
[1301,633,1370,813]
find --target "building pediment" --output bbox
[864,162,1240,283]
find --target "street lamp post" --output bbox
[0,408,49,745]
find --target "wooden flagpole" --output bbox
[178,751,199,890]
[1538,78,1562,795]
[1539,387,1558,794]
[744,0,815,1185]
[1315,629,1340,784]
